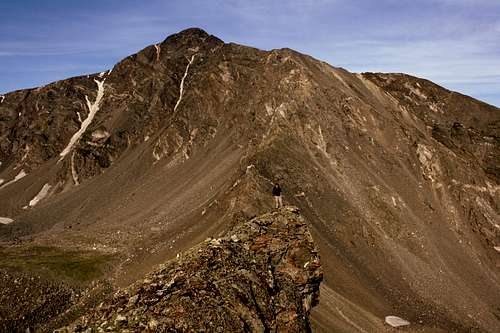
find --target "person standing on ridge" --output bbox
[272,182,283,209]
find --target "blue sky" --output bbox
[1,0,499,106]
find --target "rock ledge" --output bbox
[64,206,322,332]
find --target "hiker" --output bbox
[272,182,283,208]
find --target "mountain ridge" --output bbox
[61,207,323,333]
[0,27,499,332]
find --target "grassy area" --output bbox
[0,245,113,282]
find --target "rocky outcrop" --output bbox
[362,72,500,183]
[63,207,322,332]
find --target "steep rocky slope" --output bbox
[61,207,322,332]
[0,28,499,332]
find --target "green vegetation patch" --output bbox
[0,245,113,282]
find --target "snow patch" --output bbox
[0,217,14,225]
[385,316,410,327]
[29,183,51,207]
[173,54,196,113]
[494,246,500,252]
[59,79,106,162]
[154,44,161,62]
[0,170,27,189]
[14,170,26,180]
[0,179,3,186]
[0,95,4,103]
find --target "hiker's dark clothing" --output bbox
[272,185,282,197]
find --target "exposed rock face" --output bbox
[63,207,322,332]
[0,28,499,332]
[363,73,500,183]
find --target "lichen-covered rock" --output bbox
[64,207,322,332]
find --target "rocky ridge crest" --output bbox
[62,207,322,332]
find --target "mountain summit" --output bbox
[0,28,499,332]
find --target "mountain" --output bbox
[0,28,499,332]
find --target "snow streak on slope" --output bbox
[59,79,105,162]
[28,183,52,207]
[0,170,27,189]
[173,54,196,113]
[154,44,161,62]
[0,217,14,225]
